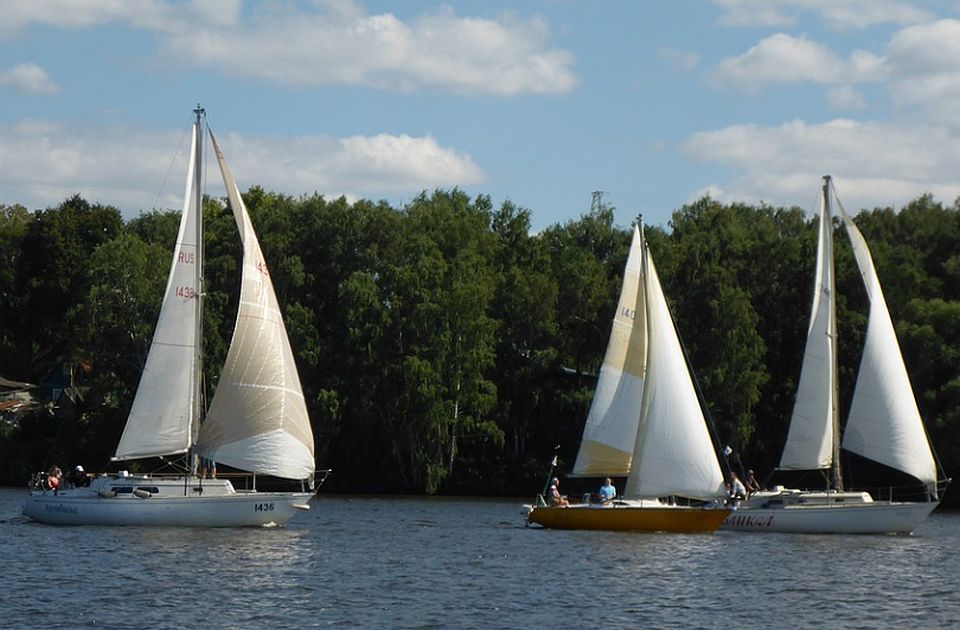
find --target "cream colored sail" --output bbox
[572,226,647,476]
[837,203,938,495]
[114,125,200,461]
[624,238,727,500]
[779,187,836,471]
[197,133,315,480]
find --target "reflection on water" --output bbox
[1,489,957,629]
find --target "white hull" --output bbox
[721,489,937,534]
[23,475,312,527]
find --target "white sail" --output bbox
[779,187,836,471]
[572,226,647,476]
[624,243,727,500]
[837,205,938,494]
[197,133,315,480]
[114,126,200,460]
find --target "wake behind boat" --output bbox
[23,107,322,527]
[722,176,948,534]
[525,219,730,532]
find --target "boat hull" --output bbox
[23,476,313,527]
[526,503,730,532]
[721,500,937,534]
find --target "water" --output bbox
[2,488,958,629]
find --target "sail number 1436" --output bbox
[255,502,275,512]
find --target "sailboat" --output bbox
[525,220,731,532]
[723,175,948,534]
[23,107,322,527]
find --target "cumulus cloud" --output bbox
[0,63,59,94]
[708,18,960,126]
[712,33,882,87]
[682,118,960,211]
[0,0,576,96]
[712,0,931,30]
[0,119,484,214]
[826,85,867,109]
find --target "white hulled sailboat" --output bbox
[525,220,730,532]
[723,175,947,534]
[24,107,321,526]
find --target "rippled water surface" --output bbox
[2,488,957,629]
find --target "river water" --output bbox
[1,488,957,629]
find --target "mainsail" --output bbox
[196,133,315,481]
[779,181,837,472]
[572,226,647,476]
[114,125,200,461]
[623,240,727,500]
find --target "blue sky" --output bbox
[2,0,959,231]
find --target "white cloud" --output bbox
[0,63,59,94]
[682,118,960,211]
[712,33,882,87]
[0,0,576,96]
[826,84,867,109]
[711,18,960,126]
[0,0,241,35]
[0,119,484,213]
[877,19,960,125]
[885,19,960,74]
[712,0,931,30]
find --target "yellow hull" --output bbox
[527,504,731,532]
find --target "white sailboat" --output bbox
[723,175,946,534]
[23,107,321,527]
[526,221,730,532]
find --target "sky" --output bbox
[2,0,960,231]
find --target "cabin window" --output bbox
[137,487,160,494]
[113,486,134,494]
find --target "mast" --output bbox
[823,174,843,491]
[190,104,205,476]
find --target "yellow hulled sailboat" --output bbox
[526,219,730,532]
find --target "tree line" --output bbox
[1,188,957,505]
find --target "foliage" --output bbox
[1,188,957,507]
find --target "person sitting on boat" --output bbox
[728,472,747,501]
[548,477,570,507]
[745,469,761,494]
[67,465,87,488]
[598,477,616,503]
[46,466,63,493]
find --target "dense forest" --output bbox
[1,188,957,506]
